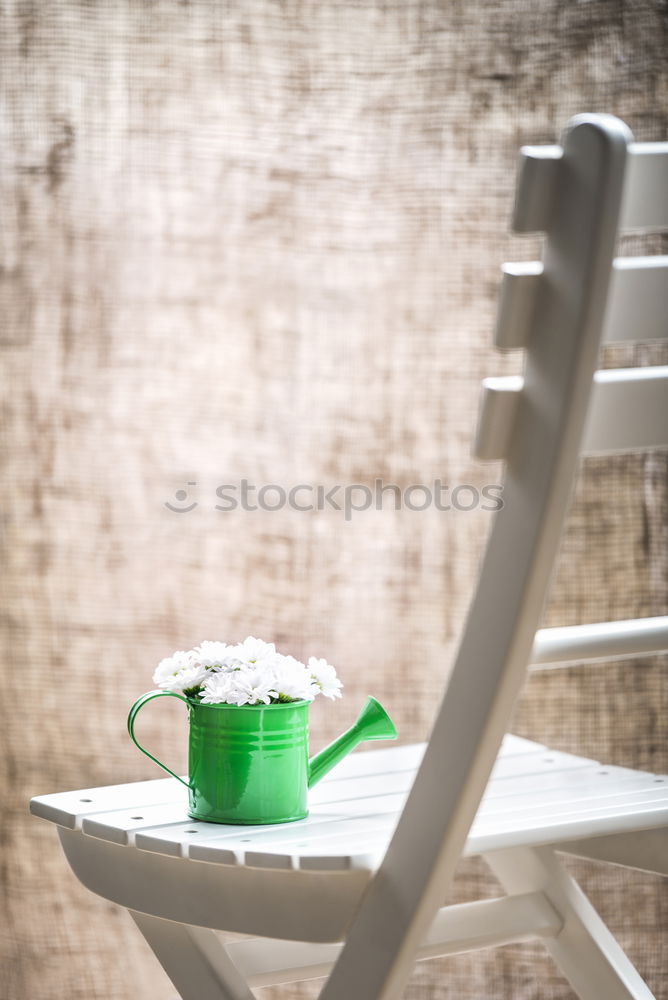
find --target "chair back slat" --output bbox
[511,145,562,233]
[494,262,543,350]
[473,376,522,460]
[475,366,668,459]
[604,256,668,342]
[511,140,668,233]
[322,114,632,1000]
[585,367,668,452]
[496,256,668,350]
[620,143,668,229]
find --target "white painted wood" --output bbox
[489,747,593,778]
[477,771,665,818]
[473,375,523,460]
[511,141,668,233]
[70,746,597,853]
[480,762,626,800]
[185,780,668,871]
[494,260,543,350]
[231,937,343,988]
[620,143,668,230]
[475,367,668,460]
[556,828,668,877]
[319,112,634,1000]
[511,145,563,232]
[469,798,668,857]
[58,826,371,941]
[495,256,668,351]
[227,893,562,988]
[132,804,398,861]
[604,257,668,342]
[486,847,656,999]
[530,617,668,667]
[140,768,667,869]
[28,734,546,839]
[307,740,426,780]
[33,737,667,872]
[82,802,198,845]
[584,367,668,453]
[28,775,187,830]
[307,767,414,804]
[129,911,255,1000]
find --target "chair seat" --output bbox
[31,734,668,874]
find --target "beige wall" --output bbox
[2,2,666,997]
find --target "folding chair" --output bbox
[31,113,668,1000]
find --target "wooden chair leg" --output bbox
[129,911,255,1000]
[484,846,655,1000]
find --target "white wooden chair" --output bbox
[31,114,668,1000]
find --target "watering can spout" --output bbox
[307,696,397,788]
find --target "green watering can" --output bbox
[127,693,397,824]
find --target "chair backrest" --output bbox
[321,114,668,1000]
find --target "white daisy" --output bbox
[171,662,208,694]
[153,639,344,705]
[198,671,237,705]
[153,649,194,687]
[192,640,231,668]
[272,655,315,702]
[308,657,343,700]
[233,665,278,705]
[226,635,277,666]
[199,665,277,706]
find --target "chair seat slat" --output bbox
[169,765,668,868]
[29,776,188,830]
[28,736,541,834]
[145,768,668,870]
[77,747,588,848]
[36,741,667,872]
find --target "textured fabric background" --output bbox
[1,2,667,997]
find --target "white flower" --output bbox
[192,640,231,668]
[226,635,277,666]
[153,640,344,705]
[198,671,237,705]
[308,657,343,700]
[199,665,277,706]
[272,655,315,702]
[234,666,278,705]
[153,650,195,687]
[171,662,209,693]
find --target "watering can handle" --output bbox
[127,690,192,789]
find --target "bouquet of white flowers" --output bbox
[152,636,343,706]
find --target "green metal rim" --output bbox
[185,699,312,710]
[187,810,309,825]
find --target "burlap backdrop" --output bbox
[2,2,666,998]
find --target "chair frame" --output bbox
[319,113,649,1000]
[30,114,668,1000]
